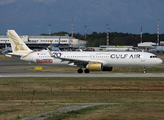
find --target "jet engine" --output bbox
[86,62,113,71]
[86,62,103,71]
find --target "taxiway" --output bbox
[0,59,164,77]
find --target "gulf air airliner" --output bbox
[5,30,163,74]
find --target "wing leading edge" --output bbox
[47,48,93,67]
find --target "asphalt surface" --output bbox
[0,59,164,77]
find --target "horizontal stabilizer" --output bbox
[5,53,21,59]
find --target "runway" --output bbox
[1,72,164,77]
[0,59,164,77]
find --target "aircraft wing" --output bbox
[47,49,100,67]
[2,49,8,54]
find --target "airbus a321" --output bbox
[5,30,163,74]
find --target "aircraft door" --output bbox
[141,54,145,62]
[29,53,33,62]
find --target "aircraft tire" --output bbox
[77,69,83,73]
[84,69,90,73]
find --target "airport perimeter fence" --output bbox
[5,85,164,93]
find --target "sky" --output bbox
[0,0,164,35]
[0,0,54,5]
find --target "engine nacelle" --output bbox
[86,62,103,71]
[102,67,113,71]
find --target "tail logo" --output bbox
[9,31,27,51]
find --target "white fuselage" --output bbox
[21,50,163,67]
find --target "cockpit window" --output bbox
[150,56,157,58]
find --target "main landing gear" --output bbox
[77,68,90,73]
[77,68,83,73]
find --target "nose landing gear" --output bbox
[142,66,146,74]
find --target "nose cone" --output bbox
[157,58,163,64]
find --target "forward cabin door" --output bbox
[141,53,145,62]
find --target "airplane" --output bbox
[156,42,164,53]
[2,41,12,54]
[106,47,133,51]
[47,37,60,51]
[156,46,164,53]
[5,30,163,74]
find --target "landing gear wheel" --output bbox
[77,69,83,73]
[84,69,90,73]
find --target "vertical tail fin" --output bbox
[58,36,60,45]
[7,30,33,55]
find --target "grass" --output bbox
[157,54,164,60]
[0,77,164,119]
[46,104,164,120]
[0,104,65,120]
[46,105,109,120]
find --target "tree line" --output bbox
[41,32,164,47]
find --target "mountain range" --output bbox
[0,0,164,35]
